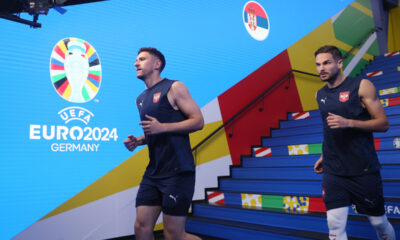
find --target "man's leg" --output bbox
[163,213,201,240]
[326,207,348,240]
[135,205,162,240]
[368,214,396,240]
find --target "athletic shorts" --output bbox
[135,172,195,216]
[322,172,385,216]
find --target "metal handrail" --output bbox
[191,69,319,153]
[191,26,382,155]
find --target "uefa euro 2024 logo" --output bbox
[29,38,117,152]
[50,38,101,103]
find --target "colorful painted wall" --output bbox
[0,0,387,239]
[388,0,400,52]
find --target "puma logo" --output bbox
[321,97,327,104]
[169,194,178,203]
[364,198,375,206]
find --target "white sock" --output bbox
[327,207,349,240]
[368,215,396,240]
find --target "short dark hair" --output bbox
[314,45,343,60]
[138,47,166,72]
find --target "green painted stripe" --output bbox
[366,39,379,56]
[308,143,322,154]
[333,6,374,47]
[349,58,369,77]
[51,73,66,83]
[262,195,283,209]
[82,87,90,101]
[89,70,101,76]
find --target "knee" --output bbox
[327,213,345,231]
[163,226,184,240]
[369,215,386,230]
[134,219,152,236]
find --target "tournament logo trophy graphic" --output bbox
[50,38,101,103]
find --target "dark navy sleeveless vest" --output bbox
[136,79,195,178]
[316,77,380,176]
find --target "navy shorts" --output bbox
[322,172,385,216]
[136,172,195,216]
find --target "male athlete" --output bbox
[124,47,203,240]
[313,45,395,240]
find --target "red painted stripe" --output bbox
[389,96,400,106]
[215,199,225,205]
[57,80,69,95]
[254,147,268,155]
[88,73,100,82]
[309,197,326,212]
[367,70,382,77]
[54,45,65,59]
[218,50,300,165]
[374,138,381,150]
[265,151,272,157]
[293,112,309,120]
[385,51,399,57]
[207,192,222,199]
[51,63,64,70]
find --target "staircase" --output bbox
[186,50,400,240]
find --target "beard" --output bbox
[321,68,340,83]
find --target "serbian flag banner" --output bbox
[243,1,270,41]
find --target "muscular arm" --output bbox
[140,81,204,134]
[326,79,389,132]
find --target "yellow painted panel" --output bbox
[42,147,150,220]
[41,120,230,220]
[288,20,337,111]
[351,2,373,17]
[154,222,163,231]
[190,120,230,165]
[388,0,400,52]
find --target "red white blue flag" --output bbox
[243,1,270,41]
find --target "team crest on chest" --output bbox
[339,91,349,102]
[153,92,161,103]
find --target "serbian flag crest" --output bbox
[243,1,270,41]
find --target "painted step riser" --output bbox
[243,151,400,166]
[363,59,400,68]
[281,113,400,129]
[219,180,400,197]
[373,78,400,88]
[286,105,400,123]
[372,54,400,62]
[212,192,400,219]
[231,165,400,180]
[262,133,400,147]
[362,63,400,72]
[186,220,309,240]
[369,54,400,62]
[363,67,400,74]
[192,204,400,238]
[272,121,400,137]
